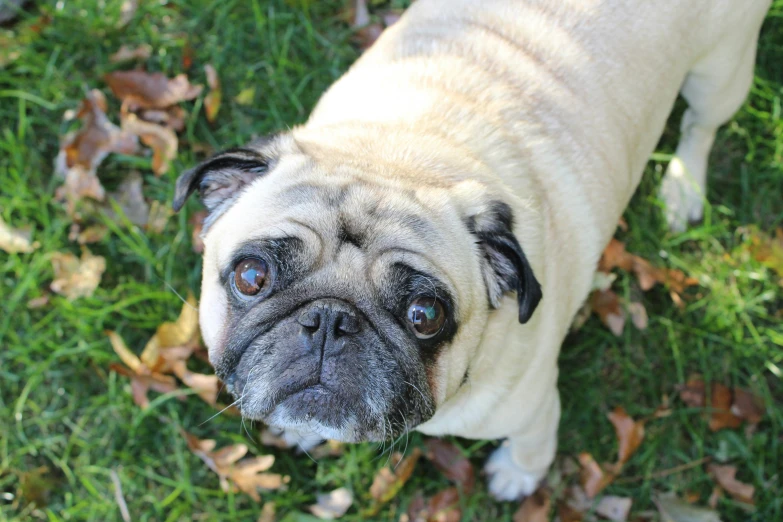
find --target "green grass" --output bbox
[1,1,781,520]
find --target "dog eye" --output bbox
[406,297,446,339]
[233,258,269,296]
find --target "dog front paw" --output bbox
[660,156,705,233]
[484,444,545,501]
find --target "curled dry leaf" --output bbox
[423,439,475,493]
[121,113,178,176]
[707,464,754,505]
[654,492,722,522]
[627,301,648,330]
[590,289,625,336]
[578,452,612,499]
[607,407,645,466]
[50,248,106,300]
[104,70,203,110]
[107,330,182,409]
[69,223,109,244]
[365,448,421,516]
[55,89,139,214]
[513,487,551,522]
[0,216,38,254]
[138,106,187,132]
[407,488,461,522]
[181,429,286,502]
[203,64,222,123]
[309,487,354,520]
[678,377,764,431]
[257,503,276,522]
[595,495,632,522]
[109,44,152,63]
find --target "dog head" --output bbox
[173,132,542,442]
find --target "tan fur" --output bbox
[198,0,770,499]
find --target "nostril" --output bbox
[336,313,360,335]
[298,310,321,330]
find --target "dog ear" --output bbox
[468,201,542,324]
[172,147,271,213]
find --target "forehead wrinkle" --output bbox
[370,247,459,305]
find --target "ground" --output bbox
[0,1,781,521]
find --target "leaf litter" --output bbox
[181,429,288,502]
[50,248,106,300]
[0,216,39,254]
[677,377,764,431]
[309,487,354,519]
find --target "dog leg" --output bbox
[660,18,765,232]
[485,389,560,501]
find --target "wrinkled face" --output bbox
[173,136,541,442]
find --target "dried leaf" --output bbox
[121,113,178,175]
[258,503,276,522]
[513,487,551,522]
[50,248,106,300]
[110,44,152,63]
[204,64,222,123]
[141,293,199,373]
[105,70,203,110]
[654,492,722,522]
[557,501,584,522]
[309,487,353,519]
[55,89,139,213]
[365,448,421,515]
[424,439,475,492]
[707,464,754,505]
[181,430,286,502]
[627,301,648,330]
[599,238,635,272]
[731,388,765,424]
[351,0,384,50]
[425,487,461,522]
[708,383,742,431]
[678,377,706,408]
[595,496,632,521]
[109,362,180,409]
[578,453,612,499]
[745,226,783,278]
[590,289,625,336]
[0,216,38,254]
[138,106,187,132]
[607,407,645,465]
[310,440,346,459]
[107,330,143,373]
[177,369,219,407]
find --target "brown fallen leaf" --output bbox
[309,487,353,519]
[105,70,203,111]
[107,331,183,408]
[407,488,461,522]
[176,368,219,407]
[365,448,421,516]
[742,226,783,280]
[204,64,222,123]
[50,248,106,300]
[310,440,346,459]
[513,487,551,522]
[121,113,178,176]
[55,89,139,213]
[138,106,187,132]
[707,464,754,505]
[181,429,287,502]
[654,492,721,522]
[423,439,475,493]
[578,452,612,499]
[0,216,39,254]
[110,44,152,63]
[627,301,648,330]
[257,502,276,522]
[140,293,200,373]
[731,388,765,425]
[708,383,742,431]
[607,407,645,466]
[595,495,632,522]
[557,501,585,522]
[590,289,626,336]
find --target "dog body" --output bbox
[175,0,770,500]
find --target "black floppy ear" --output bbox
[468,201,542,323]
[172,147,270,213]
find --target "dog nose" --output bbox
[297,300,361,337]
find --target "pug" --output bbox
[173,0,771,500]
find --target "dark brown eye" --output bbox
[233,258,269,296]
[406,297,446,339]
